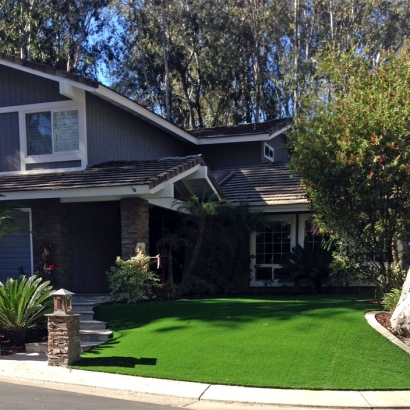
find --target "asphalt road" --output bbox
[0,381,174,410]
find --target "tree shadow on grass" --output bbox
[93,295,378,332]
[75,356,157,368]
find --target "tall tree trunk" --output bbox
[161,0,171,121]
[391,268,410,336]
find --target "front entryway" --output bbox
[69,202,121,293]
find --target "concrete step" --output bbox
[80,329,112,343]
[72,294,111,304]
[80,320,108,331]
[73,311,95,320]
[25,341,102,354]
[72,303,98,312]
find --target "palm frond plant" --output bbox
[174,194,234,281]
[279,243,334,294]
[0,275,53,345]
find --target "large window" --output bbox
[300,217,328,254]
[255,221,291,265]
[26,110,79,156]
[251,217,295,284]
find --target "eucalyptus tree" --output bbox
[0,0,113,77]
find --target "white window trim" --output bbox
[20,99,86,171]
[298,214,314,247]
[0,90,87,174]
[250,214,296,287]
[264,143,274,162]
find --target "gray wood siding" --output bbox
[86,93,189,165]
[0,65,70,107]
[0,112,20,172]
[268,134,289,162]
[0,211,31,282]
[192,142,262,169]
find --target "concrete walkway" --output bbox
[0,311,409,409]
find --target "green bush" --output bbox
[382,288,402,312]
[107,251,160,303]
[0,275,53,345]
[280,243,333,293]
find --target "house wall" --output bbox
[86,93,190,165]
[0,112,20,172]
[30,199,73,290]
[121,198,149,259]
[193,141,262,169]
[0,65,70,107]
[262,134,289,163]
[1,199,125,293]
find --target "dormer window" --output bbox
[26,110,79,156]
[264,143,274,162]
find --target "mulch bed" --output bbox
[0,326,48,356]
[375,311,410,347]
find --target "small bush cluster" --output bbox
[107,251,160,303]
[382,288,402,312]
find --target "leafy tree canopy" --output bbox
[288,47,410,292]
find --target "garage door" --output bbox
[0,209,32,283]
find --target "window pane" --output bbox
[53,110,79,152]
[26,112,52,155]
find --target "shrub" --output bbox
[382,288,402,312]
[279,243,333,293]
[0,275,53,345]
[107,251,160,303]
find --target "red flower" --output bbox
[378,157,383,163]
[49,265,55,271]
[341,117,346,123]
[369,172,374,178]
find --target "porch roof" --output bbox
[0,155,223,201]
[217,162,308,208]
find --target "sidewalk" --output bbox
[1,351,410,409]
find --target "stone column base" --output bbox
[46,314,81,367]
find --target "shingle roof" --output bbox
[217,162,307,206]
[0,155,212,193]
[188,118,292,139]
[0,53,99,88]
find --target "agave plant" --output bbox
[0,275,53,345]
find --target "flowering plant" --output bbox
[34,242,55,282]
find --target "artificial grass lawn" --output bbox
[72,295,410,390]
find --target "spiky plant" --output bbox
[0,275,53,345]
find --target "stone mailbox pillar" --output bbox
[46,289,81,367]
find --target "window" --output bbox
[26,110,79,156]
[255,221,291,264]
[264,143,274,162]
[251,217,295,286]
[302,218,328,254]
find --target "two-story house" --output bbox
[0,54,311,293]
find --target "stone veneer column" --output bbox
[31,199,73,289]
[120,198,149,259]
[46,314,81,366]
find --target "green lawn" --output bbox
[72,295,410,390]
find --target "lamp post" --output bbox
[51,288,74,314]
[46,289,80,366]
